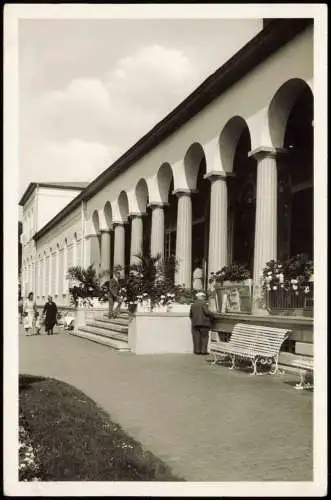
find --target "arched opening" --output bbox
[118,191,130,274]
[104,202,113,229]
[135,179,150,257]
[164,177,177,260]
[269,79,313,260]
[104,201,114,273]
[91,211,101,272]
[221,118,256,273]
[158,163,175,260]
[190,152,210,288]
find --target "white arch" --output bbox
[92,210,100,234]
[135,178,149,214]
[267,78,313,148]
[183,142,206,190]
[104,201,113,229]
[117,191,129,222]
[155,163,174,203]
[219,116,251,173]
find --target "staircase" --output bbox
[70,311,131,351]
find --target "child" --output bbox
[34,312,42,335]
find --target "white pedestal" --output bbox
[128,312,192,354]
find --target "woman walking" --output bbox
[43,295,58,335]
[23,292,37,335]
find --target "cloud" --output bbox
[20,44,200,192]
[19,139,121,195]
[32,45,198,144]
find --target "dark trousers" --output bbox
[108,295,120,318]
[191,326,210,354]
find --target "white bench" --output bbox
[209,323,290,375]
[290,358,314,390]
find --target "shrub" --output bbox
[210,264,251,284]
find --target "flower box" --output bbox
[169,303,191,313]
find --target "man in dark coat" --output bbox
[43,295,58,335]
[189,291,214,355]
[108,270,121,318]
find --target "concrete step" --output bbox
[70,329,130,351]
[78,325,128,343]
[103,311,130,319]
[94,316,130,327]
[86,320,128,334]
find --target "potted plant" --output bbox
[262,254,313,316]
[211,264,251,286]
[67,264,103,326]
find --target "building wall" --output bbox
[37,187,82,232]
[27,26,314,307]
[21,187,85,303]
[85,26,313,219]
[35,205,83,307]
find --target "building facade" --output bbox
[19,183,88,299]
[20,20,314,313]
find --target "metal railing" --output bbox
[265,286,314,316]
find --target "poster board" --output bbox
[215,282,252,314]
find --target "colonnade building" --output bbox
[20,19,314,314]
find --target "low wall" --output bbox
[128,312,193,354]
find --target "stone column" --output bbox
[205,171,229,275]
[248,147,285,312]
[113,223,125,276]
[100,230,112,281]
[150,203,165,259]
[174,190,192,288]
[130,215,143,264]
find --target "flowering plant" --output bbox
[157,292,176,306]
[173,286,196,304]
[209,264,251,285]
[262,254,313,296]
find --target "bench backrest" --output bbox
[228,323,289,357]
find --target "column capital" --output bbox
[113,221,127,227]
[99,229,112,234]
[248,146,287,160]
[172,188,197,197]
[85,232,99,239]
[148,201,169,209]
[204,170,235,181]
[129,212,145,219]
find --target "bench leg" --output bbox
[269,355,279,375]
[229,354,236,370]
[249,358,258,376]
[294,370,313,390]
[210,351,218,365]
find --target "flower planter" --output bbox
[169,303,191,313]
[74,306,86,331]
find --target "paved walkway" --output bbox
[19,329,313,482]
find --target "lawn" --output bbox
[19,374,183,481]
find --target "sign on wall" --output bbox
[215,281,252,314]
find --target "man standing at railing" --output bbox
[189,291,214,355]
[108,270,121,319]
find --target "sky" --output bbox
[18,17,262,198]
